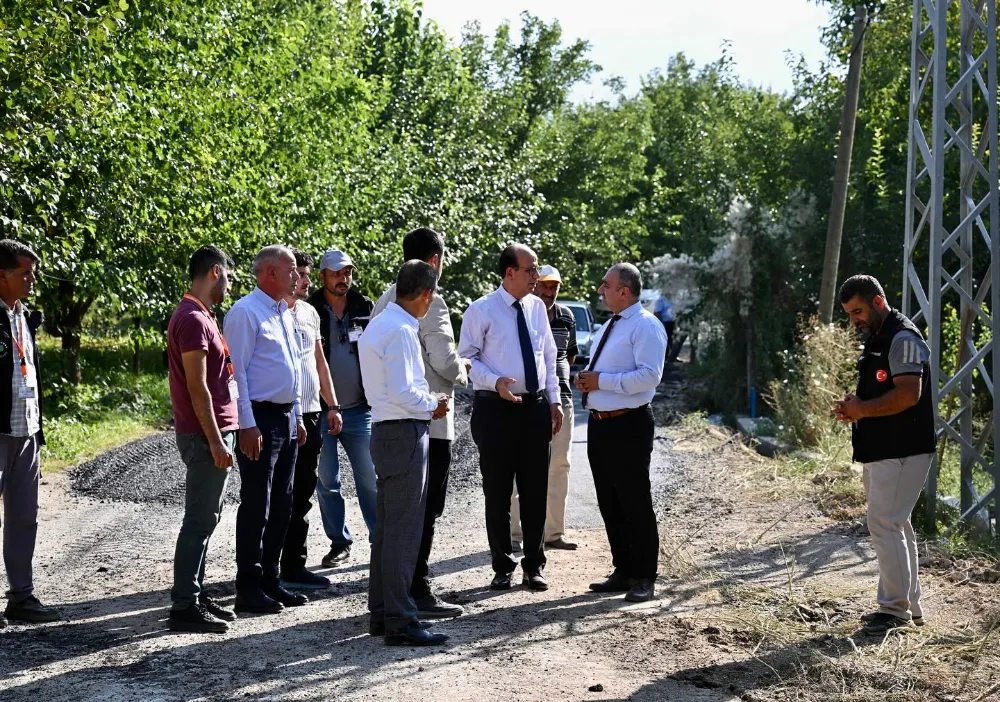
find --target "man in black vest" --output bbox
[0,239,60,627]
[834,275,936,635]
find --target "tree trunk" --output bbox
[62,328,82,385]
[132,316,142,376]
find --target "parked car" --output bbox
[561,300,599,369]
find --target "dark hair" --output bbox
[497,243,534,278]
[612,262,642,297]
[402,227,444,263]
[189,245,234,281]
[838,274,885,305]
[291,248,314,269]
[396,259,439,300]
[0,239,39,271]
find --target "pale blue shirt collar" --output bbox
[496,285,519,308]
[387,301,419,329]
[250,286,288,313]
[617,301,643,320]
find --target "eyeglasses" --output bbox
[515,266,540,277]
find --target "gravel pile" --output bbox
[72,393,482,506]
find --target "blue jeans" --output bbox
[317,404,377,547]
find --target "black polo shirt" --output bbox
[548,303,578,402]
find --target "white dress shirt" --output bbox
[372,283,468,440]
[586,301,666,412]
[458,286,560,405]
[359,302,439,423]
[290,300,322,414]
[2,300,39,437]
[223,287,302,429]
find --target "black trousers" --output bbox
[410,438,452,599]
[235,403,298,593]
[471,393,551,574]
[280,411,323,573]
[587,405,658,579]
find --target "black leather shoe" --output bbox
[545,537,579,550]
[370,619,433,637]
[200,595,237,622]
[280,567,332,590]
[234,590,284,615]
[169,604,228,634]
[321,544,351,567]
[414,594,465,619]
[589,570,632,593]
[522,569,550,591]
[490,572,513,590]
[385,621,449,646]
[624,578,655,602]
[4,596,61,623]
[264,586,308,607]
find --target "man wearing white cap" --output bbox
[511,265,579,551]
[306,250,377,568]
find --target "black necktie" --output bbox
[582,314,622,408]
[512,300,539,393]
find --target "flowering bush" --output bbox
[767,317,858,448]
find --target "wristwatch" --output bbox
[327,405,342,412]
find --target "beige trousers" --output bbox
[511,396,574,542]
[863,453,933,620]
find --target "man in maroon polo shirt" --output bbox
[166,245,240,633]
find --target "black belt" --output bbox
[475,389,545,402]
[373,418,431,427]
[589,404,649,421]
[251,400,294,414]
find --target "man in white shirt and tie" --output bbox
[575,263,666,603]
[359,260,451,646]
[458,243,563,592]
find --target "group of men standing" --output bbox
[163,230,669,644]
[0,232,943,644]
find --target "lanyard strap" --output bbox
[183,294,234,378]
[10,312,27,377]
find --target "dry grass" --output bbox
[661,411,1000,702]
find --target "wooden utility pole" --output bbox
[818,5,868,324]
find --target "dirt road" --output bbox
[3,370,998,701]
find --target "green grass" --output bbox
[38,332,172,471]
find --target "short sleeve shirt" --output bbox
[291,301,322,413]
[167,298,239,435]
[889,330,931,377]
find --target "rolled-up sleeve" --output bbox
[597,319,666,396]
[458,303,501,391]
[385,328,439,413]
[223,305,257,430]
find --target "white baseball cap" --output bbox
[537,265,562,282]
[320,249,354,272]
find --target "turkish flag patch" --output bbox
[876,369,888,382]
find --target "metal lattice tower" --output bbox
[902,0,998,530]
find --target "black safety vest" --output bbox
[851,309,936,463]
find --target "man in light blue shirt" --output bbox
[223,245,309,615]
[359,260,450,646]
[575,263,666,603]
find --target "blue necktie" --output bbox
[513,300,539,393]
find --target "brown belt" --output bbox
[589,404,649,421]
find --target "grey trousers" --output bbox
[1,433,40,603]
[863,453,934,620]
[170,432,234,610]
[368,420,429,630]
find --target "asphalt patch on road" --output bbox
[71,394,481,506]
